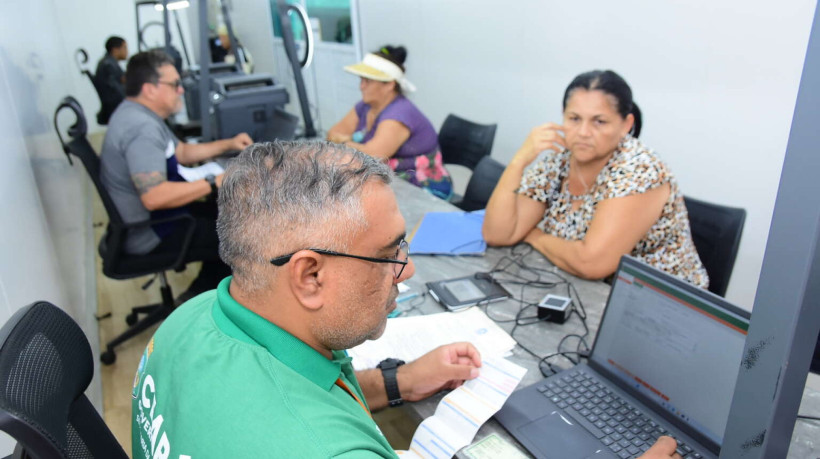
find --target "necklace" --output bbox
[569,160,594,197]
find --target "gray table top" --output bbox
[389,178,820,458]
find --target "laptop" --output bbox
[214,109,300,166]
[495,256,750,459]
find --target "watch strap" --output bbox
[378,358,405,407]
[204,174,217,194]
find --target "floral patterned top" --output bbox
[517,135,709,288]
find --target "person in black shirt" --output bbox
[94,36,128,124]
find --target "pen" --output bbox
[396,292,420,303]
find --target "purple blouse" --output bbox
[354,95,439,158]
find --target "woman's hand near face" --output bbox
[512,123,567,168]
[482,123,561,246]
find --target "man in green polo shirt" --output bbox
[131,140,681,459]
[131,140,486,459]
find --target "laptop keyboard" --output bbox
[536,369,704,459]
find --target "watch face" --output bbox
[379,358,405,369]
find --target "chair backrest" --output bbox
[75,48,121,126]
[684,196,747,297]
[74,49,98,92]
[55,96,196,279]
[457,156,506,212]
[438,114,497,170]
[54,96,124,228]
[0,301,128,458]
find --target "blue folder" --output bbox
[409,210,487,255]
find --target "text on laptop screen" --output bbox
[590,263,749,446]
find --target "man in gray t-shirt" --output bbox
[100,50,252,297]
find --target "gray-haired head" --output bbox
[217,140,392,293]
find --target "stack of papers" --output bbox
[348,308,516,371]
[397,357,527,459]
[409,210,487,255]
[177,162,224,182]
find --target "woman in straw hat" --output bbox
[328,45,452,200]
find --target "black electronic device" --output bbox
[426,274,511,311]
[211,74,291,142]
[181,62,242,121]
[495,256,752,459]
[536,294,572,323]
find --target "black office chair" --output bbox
[456,156,506,212]
[54,96,196,365]
[74,48,115,126]
[438,114,498,202]
[684,196,747,297]
[438,114,498,171]
[0,301,128,458]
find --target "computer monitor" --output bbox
[211,74,291,142]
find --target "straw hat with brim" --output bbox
[344,53,417,93]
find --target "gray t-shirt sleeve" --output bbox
[124,123,177,180]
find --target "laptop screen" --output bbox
[590,258,750,447]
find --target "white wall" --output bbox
[0,0,104,453]
[358,0,817,310]
[269,40,360,134]
[50,1,136,134]
[55,0,197,133]
[228,0,361,135]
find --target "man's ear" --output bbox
[287,250,325,311]
[141,82,157,100]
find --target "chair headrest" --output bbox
[54,96,89,166]
[57,96,88,139]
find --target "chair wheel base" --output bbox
[125,312,138,326]
[100,350,116,365]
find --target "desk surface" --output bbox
[389,178,820,458]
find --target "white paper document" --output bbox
[396,357,527,459]
[177,162,224,182]
[348,308,517,371]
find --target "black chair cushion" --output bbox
[0,302,127,458]
[438,114,497,171]
[457,156,506,212]
[684,196,746,297]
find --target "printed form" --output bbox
[348,308,517,371]
[396,357,527,459]
[177,162,224,182]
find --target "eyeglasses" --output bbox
[156,79,183,90]
[270,239,410,279]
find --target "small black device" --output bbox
[537,294,572,323]
[426,274,511,311]
[377,358,405,407]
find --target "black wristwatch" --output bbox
[204,174,217,195]
[377,358,406,407]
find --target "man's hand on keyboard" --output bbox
[639,436,682,459]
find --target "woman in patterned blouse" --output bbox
[483,70,708,287]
